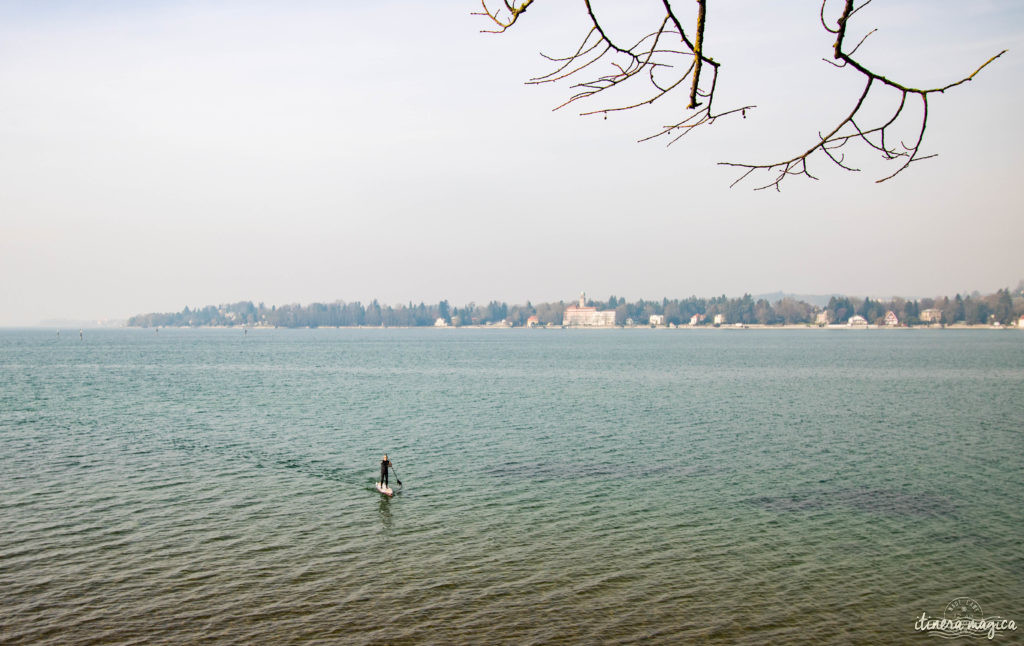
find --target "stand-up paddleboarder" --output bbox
[379,454,393,489]
[376,455,401,495]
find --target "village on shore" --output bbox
[127,288,1024,330]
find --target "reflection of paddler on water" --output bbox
[376,454,401,496]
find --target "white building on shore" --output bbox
[563,292,616,327]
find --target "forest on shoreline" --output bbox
[128,287,1023,329]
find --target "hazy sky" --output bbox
[1,1,1022,325]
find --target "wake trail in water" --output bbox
[167,436,370,488]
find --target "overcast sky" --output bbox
[1,0,1022,325]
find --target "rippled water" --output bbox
[1,328,1022,644]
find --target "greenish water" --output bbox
[1,328,1022,644]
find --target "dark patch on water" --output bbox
[746,487,960,518]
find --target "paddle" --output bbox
[390,463,402,487]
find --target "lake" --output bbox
[1,327,1021,644]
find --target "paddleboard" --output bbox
[375,482,393,496]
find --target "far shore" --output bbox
[71,322,1024,331]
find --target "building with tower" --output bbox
[562,292,617,327]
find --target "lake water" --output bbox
[1,327,1022,644]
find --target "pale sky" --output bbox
[1,0,1022,326]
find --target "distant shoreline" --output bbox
[21,323,1016,331]
[123,289,1023,331]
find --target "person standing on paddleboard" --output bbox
[380,454,393,488]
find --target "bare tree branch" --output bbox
[477,0,752,146]
[476,0,1005,190]
[724,0,1006,190]
[689,0,707,109]
[472,0,535,34]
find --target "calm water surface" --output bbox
[1,328,1022,644]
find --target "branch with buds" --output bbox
[720,0,1006,190]
[476,0,1005,191]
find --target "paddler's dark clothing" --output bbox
[380,459,392,487]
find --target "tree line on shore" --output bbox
[127,287,1023,329]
